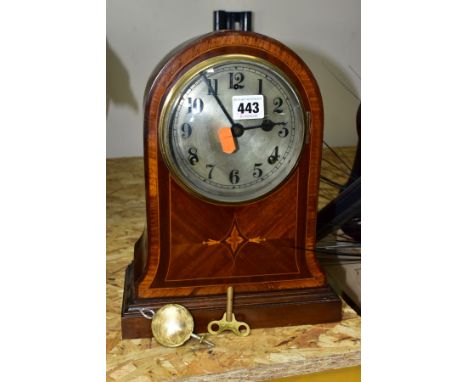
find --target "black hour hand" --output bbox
[244,119,287,132]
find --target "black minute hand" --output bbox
[201,74,235,126]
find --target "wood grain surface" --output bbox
[137,31,327,300]
[107,148,360,381]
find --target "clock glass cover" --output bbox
[159,54,306,204]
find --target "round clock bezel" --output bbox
[158,54,307,205]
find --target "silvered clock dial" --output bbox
[159,55,306,204]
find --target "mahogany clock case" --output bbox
[121,31,341,339]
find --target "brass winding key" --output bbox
[207,286,251,337]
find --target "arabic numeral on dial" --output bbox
[268,146,280,164]
[278,126,289,138]
[188,147,199,165]
[188,97,204,114]
[273,97,283,113]
[181,123,192,138]
[229,72,244,90]
[207,79,218,95]
[253,163,263,178]
[206,164,215,179]
[229,169,240,184]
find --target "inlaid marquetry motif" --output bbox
[203,219,266,257]
[225,224,244,253]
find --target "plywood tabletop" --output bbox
[107,148,360,382]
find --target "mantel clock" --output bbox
[121,11,341,338]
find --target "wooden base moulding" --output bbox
[122,262,341,339]
[122,263,341,339]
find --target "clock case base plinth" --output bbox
[121,262,341,339]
